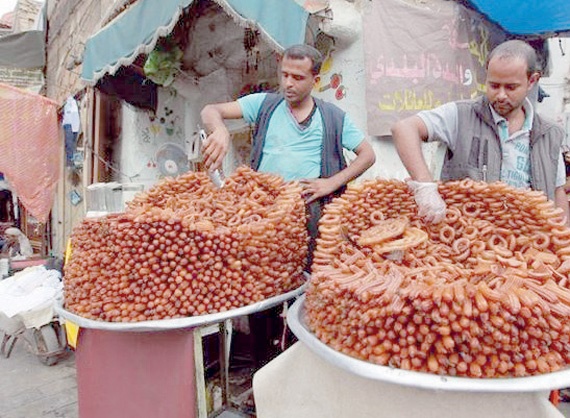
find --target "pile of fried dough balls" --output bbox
[306,178,570,378]
[64,167,308,322]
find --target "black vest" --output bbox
[249,93,348,269]
[250,93,347,185]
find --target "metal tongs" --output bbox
[198,126,225,188]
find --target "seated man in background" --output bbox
[1,227,33,259]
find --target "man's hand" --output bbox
[407,180,447,223]
[300,178,338,204]
[202,127,230,171]
[200,101,243,170]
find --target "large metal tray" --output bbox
[287,295,570,393]
[56,282,306,332]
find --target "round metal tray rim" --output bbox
[287,295,570,393]
[57,281,307,332]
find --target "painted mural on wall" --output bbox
[142,91,184,168]
[363,0,506,136]
[120,88,187,185]
[314,49,347,101]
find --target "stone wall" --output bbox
[45,0,115,103]
[0,67,43,90]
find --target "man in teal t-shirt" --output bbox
[200,44,376,378]
[200,44,375,206]
[237,92,365,182]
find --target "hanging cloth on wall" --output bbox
[62,96,80,133]
[62,96,80,167]
[0,83,60,223]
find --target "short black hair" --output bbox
[282,44,323,75]
[486,40,540,77]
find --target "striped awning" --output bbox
[81,0,309,85]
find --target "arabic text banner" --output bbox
[363,0,506,136]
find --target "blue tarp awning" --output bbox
[81,0,308,85]
[466,0,570,36]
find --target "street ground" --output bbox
[0,334,77,418]
[0,329,252,418]
[1,334,570,418]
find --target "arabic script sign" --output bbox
[363,0,506,136]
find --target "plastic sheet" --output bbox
[0,83,60,223]
[0,266,63,333]
[287,295,570,393]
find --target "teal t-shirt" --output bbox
[238,93,364,181]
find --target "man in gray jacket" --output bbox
[391,40,570,225]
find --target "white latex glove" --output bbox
[407,180,447,224]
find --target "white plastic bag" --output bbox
[0,266,62,331]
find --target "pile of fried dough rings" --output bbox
[64,167,308,322]
[306,178,570,378]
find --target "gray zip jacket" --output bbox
[440,96,564,200]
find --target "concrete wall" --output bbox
[12,0,43,32]
[0,1,44,92]
[537,38,570,117]
[537,37,570,147]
